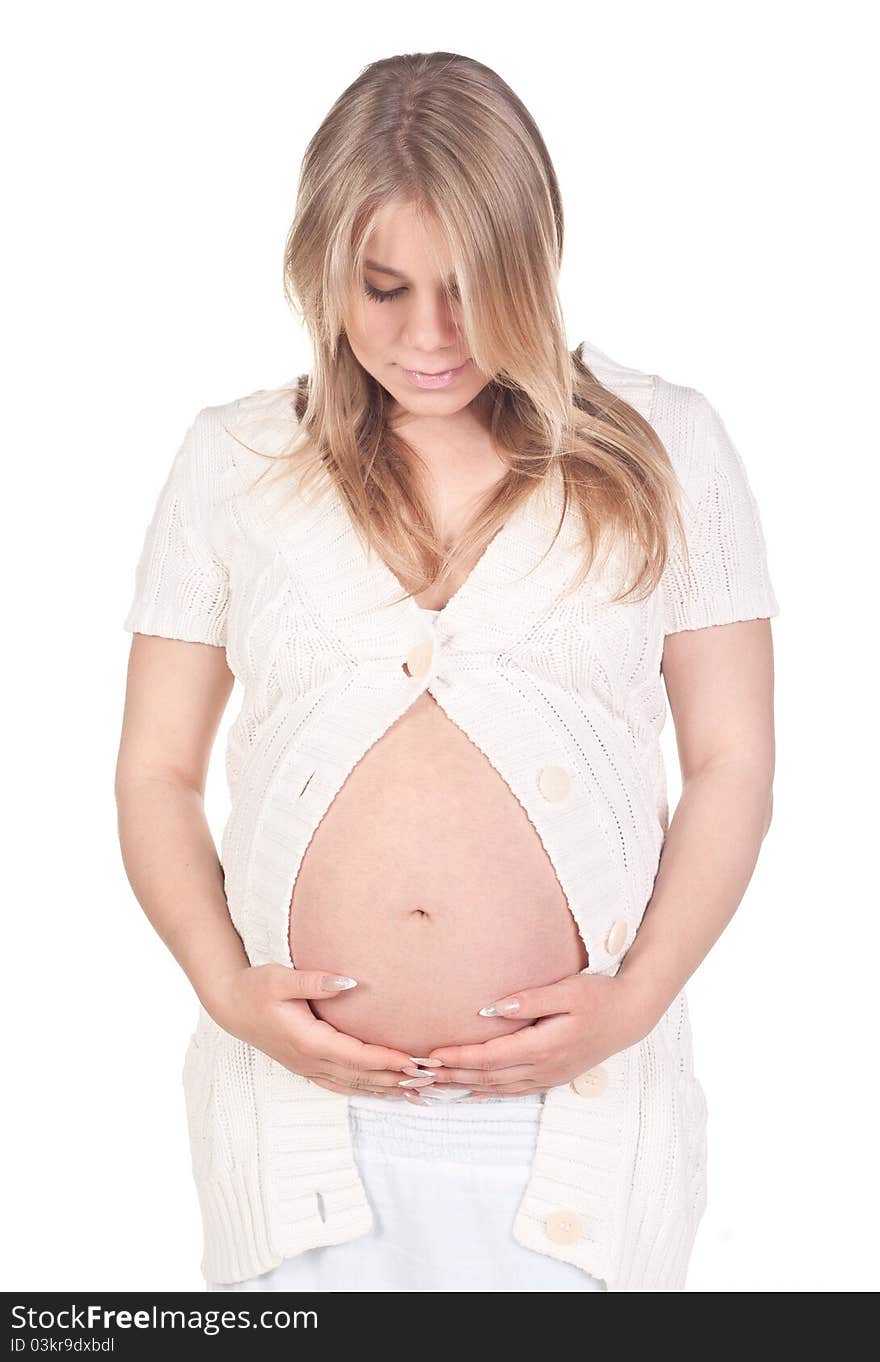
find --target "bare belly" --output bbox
[288,693,589,1057]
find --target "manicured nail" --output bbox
[398,1076,436,1088]
[402,1066,437,1077]
[478,998,521,1017]
[321,975,358,991]
[408,1056,444,1066]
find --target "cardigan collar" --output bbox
[223,339,655,638]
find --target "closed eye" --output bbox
[364,282,406,303]
[363,282,461,304]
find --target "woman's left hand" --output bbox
[420,971,656,1097]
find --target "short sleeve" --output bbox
[122,406,230,646]
[660,390,780,635]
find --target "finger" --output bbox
[472,976,583,1022]
[433,1065,535,1088]
[276,967,361,1002]
[467,1083,542,1098]
[303,1016,415,1071]
[421,1031,541,1073]
[314,1080,392,1098]
[311,1074,408,1099]
[317,1062,438,1096]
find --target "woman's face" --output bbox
[345,200,491,427]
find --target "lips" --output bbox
[400,361,469,390]
[402,363,467,375]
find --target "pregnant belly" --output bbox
[288,694,589,1057]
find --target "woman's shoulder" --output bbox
[582,339,728,487]
[580,337,706,427]
[214,376,302,456]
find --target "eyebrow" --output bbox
[364,258,457,288]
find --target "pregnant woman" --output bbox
[116,52,780,1293]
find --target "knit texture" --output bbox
[122,340,780,1290]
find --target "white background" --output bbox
[4,0,877,1292]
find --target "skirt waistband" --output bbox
[347,1091,545,1164]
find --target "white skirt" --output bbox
[206,1087,606,1292]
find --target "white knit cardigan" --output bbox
[122,340,780,1291]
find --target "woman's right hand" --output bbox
[204,964,436,1099]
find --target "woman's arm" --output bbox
[115,632,418,1094]
[114,633,247,1018]
[615,615,777,1031]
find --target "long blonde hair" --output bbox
[234,51,687,608]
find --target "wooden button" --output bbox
[605,919,628,954]
[538,766,570,801]
[571,1065,609,1097]
[403,641,433,679]
[544,1209,584,1244]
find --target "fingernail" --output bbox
[478,998,520,1016]
[321,975,358,991]
[402,1066,437,1077]
[398,1077,436,1088]
[408,1056,444,1066]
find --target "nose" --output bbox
[400,291,460,353]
